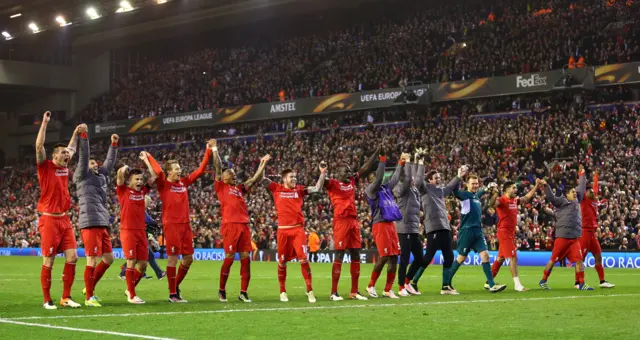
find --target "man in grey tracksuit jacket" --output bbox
[392,158,423,295]
[539,172,594,290]
[407,159,465,291]
[74,132,119,303]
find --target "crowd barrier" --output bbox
[2,248,639,268]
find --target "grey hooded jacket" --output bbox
[393,162,421,234]
[415,164,460,233]
[543,174,586,239]
[73,135,117,229]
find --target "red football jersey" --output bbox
[214,180,249,224]
[496,196,518,235]
[36,160,71,214]
[117,184,150,230]
[325,174,358,219]
[147,151,211,225]
[267,182,307,226]
[580,197,598,230]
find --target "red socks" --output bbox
[404,277,410,285]
[176,264,190,287]
[278,263,287,293]
[219,258,234,291]
[368,270,381,288]
[491,260,502,278]
[93,260,110,287]
[62,262,76,299]
[134,268,143,286]
[167,266,177,295]
[126,268,137,298]
[542,269,552,281]
[384,271,396,292]
[240,257,250,292]
[595,264,605,282]
[300,262,313,292]
[84,266,95,299]
[350,260,361,294]
[577,271,585,285]
[41,265,52,302]
[331,261,342,294]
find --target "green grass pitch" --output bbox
[0,257,638,339]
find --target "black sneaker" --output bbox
[218,289,228,302]
[176,286,184,300]
[238,291,252,303]
[157,271,167,280]
[144,274,153,280]
[440,285,460,295]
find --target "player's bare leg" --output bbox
[539,259,556,289]
[594,253,615,288]
[575,260,594,290]
[41,256,56,309]
[238,252,252,302]
[175,254,193,300]
[60,249,81,308]
[330,250,345,301]
[219,252,235,302]
[509,256,527,291]
[348,249,367,300]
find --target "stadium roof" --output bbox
[0,0,374,54]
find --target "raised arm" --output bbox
[66,124,84,160]
[145,152,164,179]
[100,134,119,175]
[387,153,408,190]
[356,146,381,179]
[488,188,500,209]
[211,139,223,181]
[443,166,467,196]
[576,166,587,202]
[73,131,90,182]
[307,163,328,194]
[542,180,566,207]
[365,159,386,199]
[245,154,271,192]
[593,171,599,197]
[35,112,51,164]
[412,156,427,192]
[183,146,213,187]
[116,165,128,186]
[520,182,539,204]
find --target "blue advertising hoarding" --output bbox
[1,248,640,269]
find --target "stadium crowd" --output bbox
[78,0,640,123]
[3,96,640,253]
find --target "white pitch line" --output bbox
[0,319,178,340]
[5,293,639,321]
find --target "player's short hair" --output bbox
[163,160,179,173]
[467,173,479,182]
[51,143,67,154]
[281,168,295,178]
[128,168,144,178]
[564,185,576,196]
[426,170,438,181]
[503,181,515,192]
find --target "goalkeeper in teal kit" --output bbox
[446,172,507,293]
